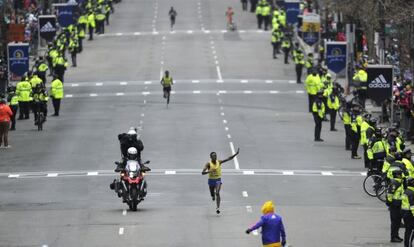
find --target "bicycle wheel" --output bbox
[363,174,384,197]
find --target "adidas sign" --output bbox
[368,74,390,88]
[40,22,56,32]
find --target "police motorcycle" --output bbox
[110,149,150,211]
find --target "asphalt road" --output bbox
[0,0,394,246]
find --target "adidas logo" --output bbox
[40,22,56,32]
[368,74,390,88]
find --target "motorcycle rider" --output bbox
[115,127,145,172]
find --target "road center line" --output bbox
[229,142,240,170]
[118,227,124,235]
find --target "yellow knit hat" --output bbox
[261,201,275,214]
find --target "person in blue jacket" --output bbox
[246,201,287,247]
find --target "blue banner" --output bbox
[303,32,319,46]
[56,4,75,27]
[326,42,347,75]
[7,43,29,81]
[285,1,300,25]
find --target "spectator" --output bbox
[0,98,13,148]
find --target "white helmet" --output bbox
[127,147,138,160]
[127,127,137,135]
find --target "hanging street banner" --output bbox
[325,41,347,76]
[7,24,25,42]
[302,13,320,46]
[285,0,300,25]
[38,15,57,42]
[367,65,393,104]
[54,3,75,27]
[7,43,29,81]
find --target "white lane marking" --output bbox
[239,30,246,33]
[120,82,128,85]
[193,90,201,94]
[270,91,279,94]
[152,31,159,35]
[282,171,294,176]
[162,36,166,40]
[220,106,224,110]
[225,127,229,131]
[216,79,223,83]
[89,93,98,97]
[265,80,273,83]
[122,209,127,216]
[47,173,58,177]
[160,61,164,65]
[165,170,176,175]
[321,171,333,176]
[142,92,150,95]
[119,227,124,235]
[141,113,145,117]
[257,30,264,33]
[8,174,20,178]
[242,191,248,197]
[215,60,219,65]
[96,82,103,86]
[243,90,252,94]
[252,230,258,236]
[210,41,214,45]
[216,66,223,81]
[296,90,305,94]
[229,142,240,170]
[214,55,218,60]
[361,172,367,176]
[227,134,231,139]
[221,30,227,33]
[220,112,225,116]
[187,30,193,34]
[241,80,248,83]
[134,32,141,35]
[87,172,99,176]
[218,90,227,94]
[243,171,254,175]
[71,83,79,87]
[192,80,200,83]
[116,93,125,96]
[144,100,147,104]
[223,119,227,124]
[116,33,123,36]
[246,205,252,213]
[65,94,73,98]
[212,50,216,54]
[289,80,296,84]
[144,81,152,84]
[42,245,48,247]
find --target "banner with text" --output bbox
[38,15,57,42]
[7,43,29,81]
[367,65,393,104]
[325,41,347,76]
[54,4,75,27]
[302,13,320,46]
[285,0,300,25]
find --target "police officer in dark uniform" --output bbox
[115,128,144,171]
[312,90,325,142]
[386,168,404,243]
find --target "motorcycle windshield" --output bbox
[126,160,139,172]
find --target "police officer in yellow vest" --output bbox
[281,37,291,64]
[87,11,96,40]
[293,46,305,84]
[78,13,88,52]
[402,177,414,246]
[16,76,32,120]
[305,69,323,112]
[386,168,404,243]
[352,65,368,108]
[350,106,363,159]
[342,102,352,150]
[50,76,64,116]
[402,149,414,178]
[255,2,263,29]
[35,56,49,84]
[305,53,314,75]
[95,8,106,34]
[312,91,325,142]
[360,116,376,167]
[29,72,43,89]
[327,86,340,131]
[6,86,19,130]
[261,1,271,31]
[271,29,282,59]
[367,128,387,171]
